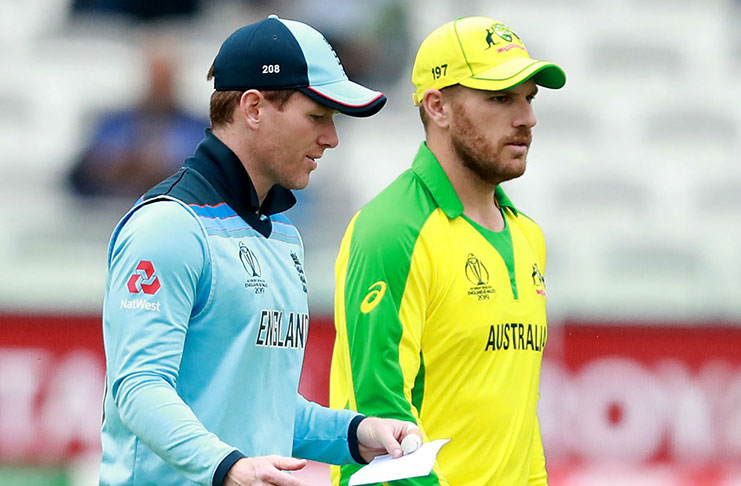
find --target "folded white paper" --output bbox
[348,439,450,486]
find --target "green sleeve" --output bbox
[335,173,445,486]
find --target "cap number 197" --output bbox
[431,64,448,79]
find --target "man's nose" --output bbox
[319,120,339,149]
[515,101,537,129]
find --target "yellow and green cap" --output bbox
[411,16,566,105]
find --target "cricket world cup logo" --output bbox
[239,242,262,277]
[465,253,489,286]
[465,253,496,301]
[127,260,161,295]
[239,241,268,295]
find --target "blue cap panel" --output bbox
[279,18,348,86]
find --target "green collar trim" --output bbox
[411,142,519,218]
[495,185,519,215]
[412,142,463,218]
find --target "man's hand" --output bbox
[223,456,308,486]
[356,417,424,463]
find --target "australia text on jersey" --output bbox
[485,322,547,352]
[255,310,308,349]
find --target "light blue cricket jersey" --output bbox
[100,130,362,486]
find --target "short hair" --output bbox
[206,65,296,127]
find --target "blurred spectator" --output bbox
[68,37,207,198]
[71,0,200,22]
[289,0,411,87]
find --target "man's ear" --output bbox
[238,90,264,129]
[422,89,451,129]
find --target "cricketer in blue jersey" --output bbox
[100,16,421,486]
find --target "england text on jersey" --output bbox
[255,310,308,349]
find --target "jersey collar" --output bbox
[411,142,518,219]
[186,129,297,218]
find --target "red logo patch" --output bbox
[127,260,161,295]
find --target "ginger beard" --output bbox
[448,98,532,186]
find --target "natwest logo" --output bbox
[126,260,161,295]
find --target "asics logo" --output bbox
[360,281,387,314]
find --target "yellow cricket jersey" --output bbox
[330,143,549,486]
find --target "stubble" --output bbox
[449,100,529,186]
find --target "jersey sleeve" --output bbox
[511,212,549,485]
[103,201,236,485]
[291,394,361,464]
[331,212,446,486]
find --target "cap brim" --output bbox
[299,80,387,117]
[460,58,566,92]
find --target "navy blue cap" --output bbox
[212,15,386,117]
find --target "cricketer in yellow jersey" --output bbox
[329,16,566,486]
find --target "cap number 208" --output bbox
[262,64,281,74]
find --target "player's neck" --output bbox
[211,126,271,207]
[428,138,504,232]
[455,175,505,233]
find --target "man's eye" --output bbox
[490,95,509,103]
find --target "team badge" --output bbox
[485,23,525,53]
[532,263,546,297]
[290,251,307,293]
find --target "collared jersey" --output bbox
[330,143,549,486]
[100,131,359,486]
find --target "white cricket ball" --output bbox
[401,434,422,455]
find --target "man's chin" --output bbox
[492,163,527,185]
[286,178,311,191]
